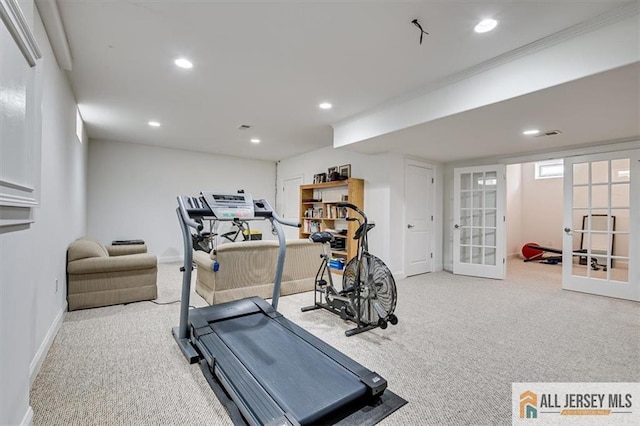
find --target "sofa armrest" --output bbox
[106,244,148,256]
[68,253,157,274]
[193,250,214,269]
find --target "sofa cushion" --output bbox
[67,238,109,262]
[213,240,279,292]
[67,253,157,275]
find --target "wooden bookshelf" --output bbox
[299,178,364,274]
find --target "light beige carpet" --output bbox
[31,260,639,425]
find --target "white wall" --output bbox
[506,164,523,258]
[0,3,87,424]
[276,146,444,276]
[520,161,564,249]
[87,140,276,261]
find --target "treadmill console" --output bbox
[201,191,255,219]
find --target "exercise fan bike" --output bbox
[302,202,398,336]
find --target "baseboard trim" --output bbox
[20,406,33,426]
[159,256,182,264]
[30,301,66,385]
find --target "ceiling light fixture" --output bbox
[319,102,332,110]
[174,58,193,69]
[250,138,260,144]
[522,129,540,136]
[474,18,498,33]
[148,121,161,127]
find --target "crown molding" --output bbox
[0,0,42,67]
[35,0,72,70]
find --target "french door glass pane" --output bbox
[461,173,472,190]
[612,158,630,183]
[591,161,609,184]
[611,209,629,232]
[472,228,482,245]
[473,191,483,208]
[485,248,496,265]
[473,173,483,190]
[611,183,629,208]
[485,210,497,227]
[573,162,589,185]
[472,209,483,226]
[485,190,497,208]
[485,229,496,247]
[573,186,588,208]
[460,246,470,263]
[591,185,608,208]
[472,247,482,264]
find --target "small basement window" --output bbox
[535,159,563,179]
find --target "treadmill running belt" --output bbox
[212,313,367,424]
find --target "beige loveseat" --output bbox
[193,239,324,305]
[66,237,158,311]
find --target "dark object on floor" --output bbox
[522,243,606,271]
[111,239,145,245]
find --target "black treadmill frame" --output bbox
[173,195,387,426]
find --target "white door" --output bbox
[562,150,639,301]
[453,165,506,279]
[404,160,434,276]
[282,175,302,220]
[282,175,302,239]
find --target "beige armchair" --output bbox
[66,237,157,311]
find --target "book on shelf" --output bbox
[303,220,321,234]
[303,206,323,219]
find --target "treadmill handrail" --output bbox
[272,210,301,229]
[177,196,204,231]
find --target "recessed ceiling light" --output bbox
[250,138,260,144]
[522,129,540,136]
[319,102,332,110]
[148,121,161,127]
[174,58,193,69]
[474,18,498,33]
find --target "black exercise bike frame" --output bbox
[302,202,391,336]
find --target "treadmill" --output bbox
[173,192,387,425]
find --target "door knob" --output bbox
[454,224,460,229]
[407,224,414,229]
[564,227,571,234]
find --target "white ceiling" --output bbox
[52,0,639,163]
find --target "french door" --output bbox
[562,150,639,301]
[453,165,506,279]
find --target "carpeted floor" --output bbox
[30,260,639,425]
